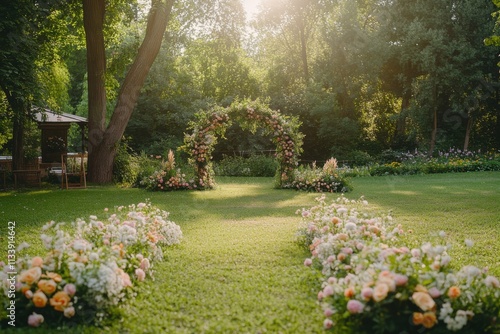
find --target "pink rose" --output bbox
[428,287,441,298]
[347,300,364,314]
[140,258,151,271]
[135,268,146,282]
[394,274,408,286]
[323,285,334,297]
[27,312,44,327]
[324,308,334,317]
[323,319,334,329]
[304,258,313,267]
[361,287,373,300]
[63,283,77,297]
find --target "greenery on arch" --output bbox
[181,99,304,189]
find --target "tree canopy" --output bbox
[1,0,499,181]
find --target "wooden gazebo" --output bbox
[34,107,88,164]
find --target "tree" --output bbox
[83,0,174,183]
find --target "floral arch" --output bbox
[181,99,304,189]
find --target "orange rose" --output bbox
[19,267,42,285]
[46,272,62,283]
[344,287,355,298]
[32,291,48,308]
[331,217,341,225]
[412,292,435,311]
[38,279,57,295]
[447,286,460,299]
[413,312,424,325]
[31,256,44,267]
[422,312,437,328]
[50,291,71,311]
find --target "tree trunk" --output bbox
[84,0,174,183]
[396,89,411,139]
[298,19,309,82]
[83,0,107,182]
[3,90,26,170]
[463,116,473,151]
[429,85,438,157]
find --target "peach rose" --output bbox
[372,283,389,302]
[414,284,428,293]
[32,291,48,308]
[331,217,341,225]
[412,292,435,311]
[46,272,62,283]
[413,312,424,325]
[422,312,437,328]
[31,256,44,268]
[38,279,57,295]
[19,267,42,285]
[49,291,71,311]
[24,290,34,299]
[447,286,460,299]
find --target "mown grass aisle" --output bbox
[110,177,326,333]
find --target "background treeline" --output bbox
[2,0,500,165]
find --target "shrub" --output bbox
[283,159,352,193]
[113,143,139,185]
[214,154,278,177]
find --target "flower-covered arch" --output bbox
[181,99,304,189]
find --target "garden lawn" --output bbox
[0,171,499,333]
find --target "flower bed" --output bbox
[0,202,182,328]
[368,148,500,176]
[297,195,500,333]
[284,158,352,193]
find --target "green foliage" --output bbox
[214,154,279,177]
[112,142,139,185]
[283,160,352,193]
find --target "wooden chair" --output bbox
[61,153,87,189]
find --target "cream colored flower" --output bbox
[373,283,389,302]
[412,292,435,311]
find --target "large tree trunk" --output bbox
[463,116,473,151]
[3,90,26,170]
[83,0,107,181]
[84,0,174,183]
[429,85,438,156]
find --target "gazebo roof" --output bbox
[34,107,87,124]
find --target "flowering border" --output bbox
[297,195,500,333]
[0,202,182,328]
[181,99,304,188]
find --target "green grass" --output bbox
[0,172,499,333]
